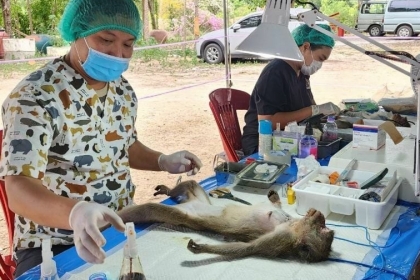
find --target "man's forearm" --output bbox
[5,175,77,230]
[128,140,162,171]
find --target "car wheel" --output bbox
[368,25,382,37]
[396,25,413,37]
[203,43,224,64]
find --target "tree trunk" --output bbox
[142,0,150,39]
[148,0,157,30]
[194,0,199,38]
[27,0,33,34]
[1,0,12,35]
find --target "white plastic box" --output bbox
[292,166,401,229]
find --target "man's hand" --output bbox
[158,150,203,174]
[311,102,340,116]
[69,201,125,263]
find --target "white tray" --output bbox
[292,166,401,229]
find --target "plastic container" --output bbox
[321,115,338,142]
[299,123,318,159]
[317,138,342,159]
[292,166,401,229]
[258,120,272,158]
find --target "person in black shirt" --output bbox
[242,24,340,156]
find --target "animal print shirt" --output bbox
[0,57,138,253]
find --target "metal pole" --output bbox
[222,0,232,88]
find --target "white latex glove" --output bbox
[311,102,340,116]
[158,150,203,174]
[69,201,125,264]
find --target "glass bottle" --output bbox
[119,223,146,280]
[321,115,338,142]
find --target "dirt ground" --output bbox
[0,39,418,256]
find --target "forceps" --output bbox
[209,188,252,205]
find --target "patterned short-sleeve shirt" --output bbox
[0,57,138,252]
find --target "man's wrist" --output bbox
[69,200,88,229]
[311,105,320,116]
[157,154,166,171]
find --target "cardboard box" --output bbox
[341,98,379,112]
[352,120,403,150]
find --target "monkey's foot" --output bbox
[306,208,325,226]
[187,239,204,254]
[268,189,281,205]
[154,184,171,196]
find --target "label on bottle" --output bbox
[278,137,298,156]
[258,134,272,158]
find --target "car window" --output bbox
[388,0,420,12]
[362,3,385,14]
[239,16,262,28]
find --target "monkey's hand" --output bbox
[153,185,171,196]
[187,239,204,254]
[267,190,281,207]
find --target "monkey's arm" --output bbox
[117,203,207,231]
[187,225,296,259]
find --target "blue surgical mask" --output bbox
[75,38,130,82]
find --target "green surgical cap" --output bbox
[59,0,142,42]
[292,24,335,48]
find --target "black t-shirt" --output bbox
[241,59,314,156]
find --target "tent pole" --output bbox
[222,0,232,88]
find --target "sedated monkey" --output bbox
[117,180,334,262]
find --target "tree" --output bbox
[1,0,12,35]
[26,0,33,34]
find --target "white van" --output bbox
[383,0,420,37]
[356,0,387,36]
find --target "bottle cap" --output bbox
[327,115,335,122]
[304,122,313,135]
[259,120,272,134]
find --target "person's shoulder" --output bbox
[266,59,289,69]
[17,57,69,86]
[6,57,73,102]
[260,59,291,78]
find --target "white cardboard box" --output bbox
[292,166,401,229]
[352,119,403,150]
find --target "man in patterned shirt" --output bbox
[0,0,203,277]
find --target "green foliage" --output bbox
[319,0,358,27]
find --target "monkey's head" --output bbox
[293,208,334,262]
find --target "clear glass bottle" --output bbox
[298,123,318,159]
[272,122,282,151]
[321,115,338,142]
[119,223,146,280]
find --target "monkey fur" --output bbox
[117,180,334,262]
